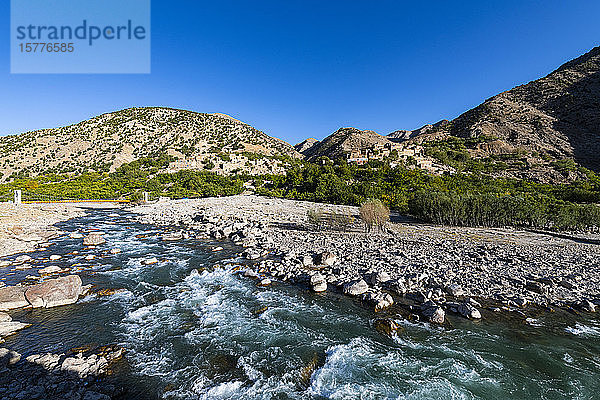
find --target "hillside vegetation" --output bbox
[0,107,300,181]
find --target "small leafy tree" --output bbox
[359,199,389,233]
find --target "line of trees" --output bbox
[408,191,600,230]
[256,159,600,231]
[0,155,244,202]
[3,153,600,231]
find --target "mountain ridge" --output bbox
[0,107,301,180]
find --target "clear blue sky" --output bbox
[1,1,599,145]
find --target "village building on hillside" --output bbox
[168,153,288,175]
[345,141,454,175]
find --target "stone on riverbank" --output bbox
[446,284,465,297]
[0,286,28,311]
[581,300,597,313]
[24,275,83,308]
[371,271,391,286]
[457,302,482,319]
[61,353,109,378]
[310,273,327,292]
[0,321,30,339]
[83,233,106,246]
[343,279,369,296]
[39,265,64,275]
[15,255,32,263]
[0,344,124,398]
[363,291,394,311]
[258,278,272,286]
[421,301,445,324]
[0,348,21,368]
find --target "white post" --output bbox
[143,192,149,203]
[14,190,21,204]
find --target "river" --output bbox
[3,208,600,399]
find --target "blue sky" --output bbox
[1,1,599,145]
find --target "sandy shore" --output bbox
[0,203,89,257]
[133,195,600,322]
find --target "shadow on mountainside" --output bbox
[542,70,600,172]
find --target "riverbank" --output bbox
[0,203,598,398]
[132,194,600,324]
[0,203,88,258]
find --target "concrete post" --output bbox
[143,192,149,203]
[14,190,21,204]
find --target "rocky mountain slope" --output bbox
[294,138,319,155]
[301,127,390,160]
[387,120,451,142]
[448,46,600,171]
[0,107,300,180]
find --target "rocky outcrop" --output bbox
[24,275,83,308]
[387,120,451,142]
[450,46,600,172]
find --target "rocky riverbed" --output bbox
[0,203,86,257]
[0,344,125,400]
[0,202,598,398]
[133,195,600,325]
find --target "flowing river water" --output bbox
[3,208,600,399]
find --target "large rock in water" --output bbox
[83,233,106,246]
[0,348,21,368]
[24,275,82,308]
[0,286,28,311]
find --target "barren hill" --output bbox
[0,107,301,180]
[303,127,390,160]
[449,46,600,171]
